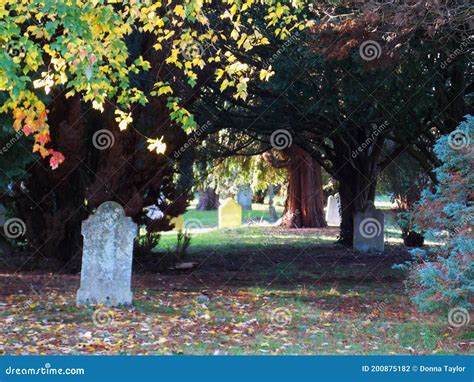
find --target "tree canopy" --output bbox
[0,0,306,168]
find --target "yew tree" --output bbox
[0,0,306,266]
[199,0,472,244]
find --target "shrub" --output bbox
[401,115,473,312]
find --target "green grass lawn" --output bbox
[157,202,404,253]
[4,197,465,356]
[182,202,285,228]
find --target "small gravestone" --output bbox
[267,185,278,222]
[326,194,341,227]
[76,201,137,306]
[170,215,184,231]
[237,185,252,210]
[218,198,242,229]
[353,201,384,253]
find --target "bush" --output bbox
[400,115,473,312]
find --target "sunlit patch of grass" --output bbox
[158,226,333,255]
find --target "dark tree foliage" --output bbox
[196,2,472,244]
[0,34,194,269]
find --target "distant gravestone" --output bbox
[267,184,278,222]
[76,201,137,306]
[218,198,242,229]
[326,194,341,227]
[353,201,384,253]
[170,215,184,231]
[237,185,252,210]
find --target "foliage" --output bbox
[0,120,34,192]
[0,0,307,168]
[135,230,191,273]
[399,115,473,312]
[212,154,287,195]
[196,1,472,243]
[378,153,431,245]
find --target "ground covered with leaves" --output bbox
[1,238,471,355]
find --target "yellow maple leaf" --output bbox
[147,137,167,154]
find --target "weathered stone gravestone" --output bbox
[353,201,384,253]
[218,198,242,229]
[237,185,252,210]
[325,194,341,227]
[76,201,137,306]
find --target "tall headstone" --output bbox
[237,185,253,210]
[326,194,341,227]
[353,201,384,253]
[76,201,137,306]
[218,198,242,229]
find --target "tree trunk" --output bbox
[196,187,219,210]
[3,33,198,270]
[280,147,326,228]
[337,165,378,246]
[9,92,190,269]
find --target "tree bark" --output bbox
[280,146,326,228]
[9,95,190,269]
[4,33,196,269]
[196,187,219,210]
[337,161,378,246]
